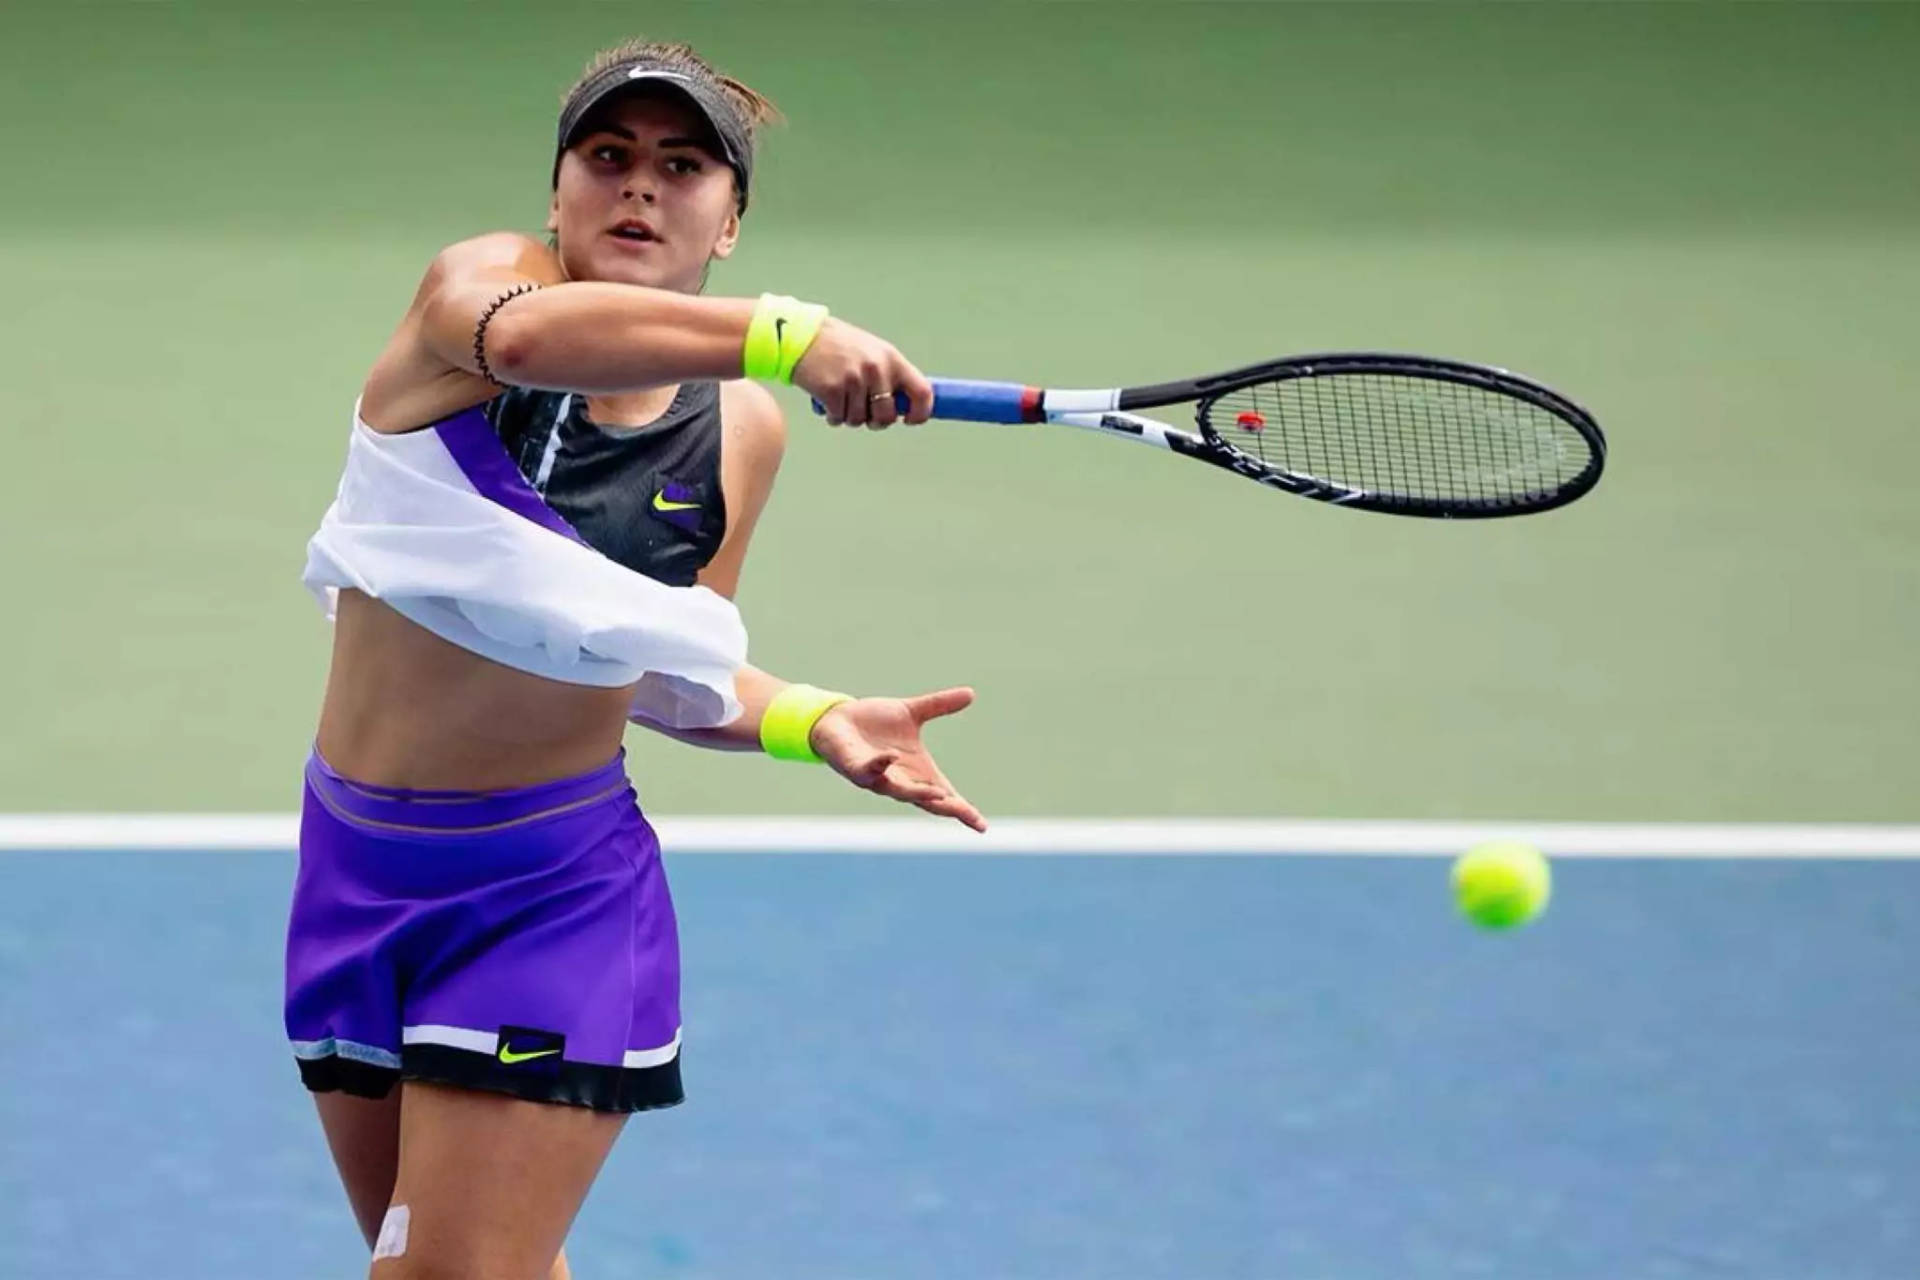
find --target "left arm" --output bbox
[639,382,986,832]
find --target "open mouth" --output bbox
[609,221,660,244]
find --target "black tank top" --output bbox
[483,383,727,587]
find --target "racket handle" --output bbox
[808,378,1038,424]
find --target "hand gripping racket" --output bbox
[822,352,1606,518]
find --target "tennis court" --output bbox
[6,3,1917,1277]
[5,824,1916,1278]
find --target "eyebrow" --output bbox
[583,125,712,153]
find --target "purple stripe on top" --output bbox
[432,405,586,545]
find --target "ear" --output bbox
[545,190,561,235]
[710,208,741,261]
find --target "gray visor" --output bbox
[554,62,753,211]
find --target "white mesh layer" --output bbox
[302,413,746,729]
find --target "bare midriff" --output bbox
[314,590,635,791]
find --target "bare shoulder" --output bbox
[362,234,565,432]
[422,232,565,294]
[718,379,789,466]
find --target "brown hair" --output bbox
[564,38,781,142]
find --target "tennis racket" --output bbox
[821,352,1606,518]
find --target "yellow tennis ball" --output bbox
[1451,842,1551,929]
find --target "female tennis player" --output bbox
[290,40,984,1279]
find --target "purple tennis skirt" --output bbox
[285,748,683,1113]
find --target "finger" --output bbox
[882,760,983,831]
[874,767,968,817]
[872,769,946,806]
[867,374,900,429]
[849,750,900,787]
[840,384,867,427]
[822,383,850,427]
[904,686,976,723]
[919,790,987,833]
[896,361,935,425]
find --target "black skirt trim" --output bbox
[399,1043,685,1114]
[297,1053,401,1100]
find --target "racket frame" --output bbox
[1026,352,1606,518]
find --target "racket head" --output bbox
[1131,354,1606,518]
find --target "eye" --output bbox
[665,155,704,176]
[589,143,628,166]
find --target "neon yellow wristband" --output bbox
[742,293,830,384]
[760,683,853,763]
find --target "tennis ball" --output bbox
[1451,842,1551,929]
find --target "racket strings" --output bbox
[1204,375,1589,511]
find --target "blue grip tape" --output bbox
[809,378,1035,423]
[926,378,1031,423]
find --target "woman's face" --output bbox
[548,93,741,292]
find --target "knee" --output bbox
[360,1196,569,1280]
[371,1259,503,1280]
[372,1250,565,1280]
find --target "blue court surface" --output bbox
[3,848,1916,1279]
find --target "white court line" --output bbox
[1,815,1919,857]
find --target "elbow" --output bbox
[482,306,540,380]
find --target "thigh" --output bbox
[374,1080,626,1280]
[315,1089,405,1247]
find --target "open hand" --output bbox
[809,687,986,832]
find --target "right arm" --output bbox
[359,232,932,433]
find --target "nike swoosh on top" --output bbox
[652,491,701,513]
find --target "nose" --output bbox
[621,179,657,205]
